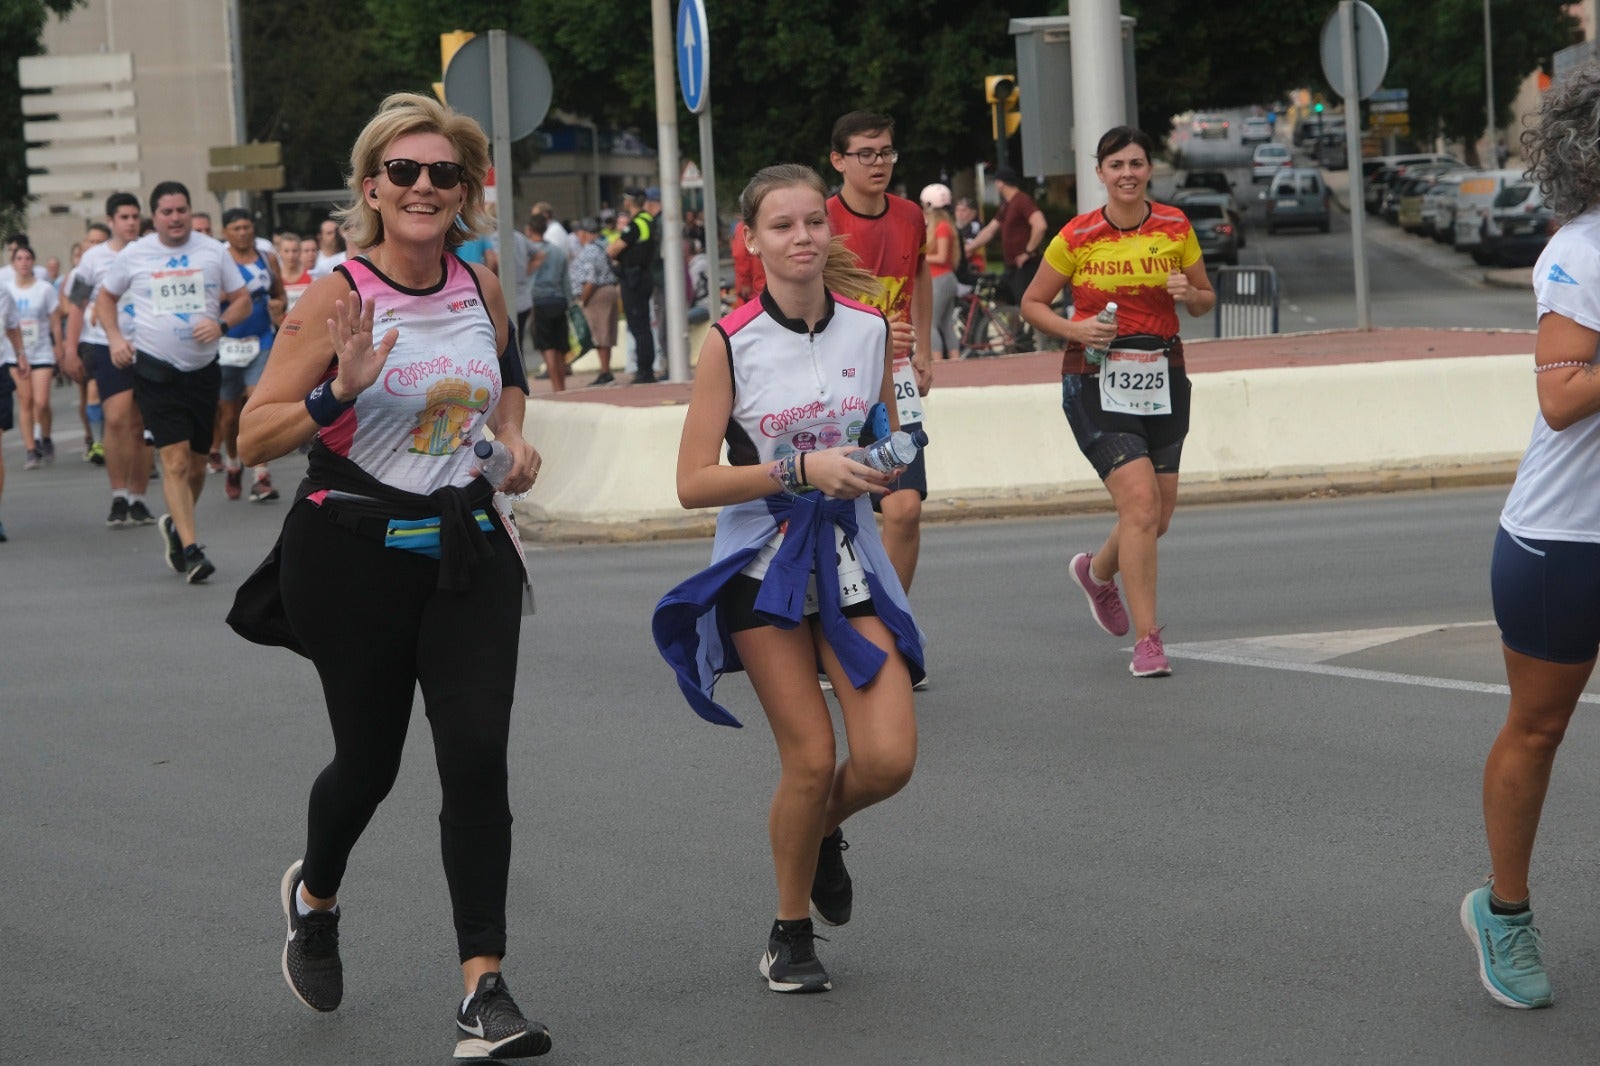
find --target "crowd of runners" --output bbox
[6,62,1600,1061]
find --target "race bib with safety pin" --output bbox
[1099,349,1172,416]
[217,336,261,367]
[19,318,39,350]
[150,268,205,315]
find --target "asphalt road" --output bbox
[1167,113,1532,333]
[6,424,1600,1064]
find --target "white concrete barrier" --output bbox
[515,354,1536,529]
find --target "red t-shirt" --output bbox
[928,220,956,278]
[1042,202,1202,374]
[998,190,1041,263]
[825,192,925,323]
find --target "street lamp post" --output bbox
[1483,0,1496,165]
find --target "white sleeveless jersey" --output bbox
[718,289,889,467]
[317,255,501,496]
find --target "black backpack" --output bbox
[949,221,976,285]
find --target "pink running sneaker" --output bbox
[1070,552,1130,637]
[1130,626,1172,677]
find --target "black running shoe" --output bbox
[758,919,832,993]
[454,972,551,1060]
[157,514,183,573]
[106,497,130,529]
[127,500,156,526]
[279,859,342,1012]
[811,828,853,926]
[183,544,215,584]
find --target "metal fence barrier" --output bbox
[1213,265,1280,338]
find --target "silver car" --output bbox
[1251,143,1292,183]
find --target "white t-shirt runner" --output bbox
[1500,205,1600,544]
[0,288,20,366]
[4,279,59,367]
[101,232,245,371]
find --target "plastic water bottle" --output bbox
[474,439,514,489]
[848,428,929,474]
[1083,301,1119,366]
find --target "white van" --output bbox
[1453,169,1526,259]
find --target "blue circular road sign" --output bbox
[677,0,710,114]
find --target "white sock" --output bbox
[114,489,130,502]
[1086,562,1111,586]
[295,887,337,918]
[461,995,474,1013]
[129,494,145,506]
[225,455,242,472]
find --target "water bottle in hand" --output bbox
[474,439,515,491]
[848,428,928,474]
[1083,301,1119,367]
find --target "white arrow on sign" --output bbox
[681,6,699,101]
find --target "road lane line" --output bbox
[1167,649,1600,706]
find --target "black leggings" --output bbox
[279,501,524,962]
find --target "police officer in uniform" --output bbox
[608,186,661,384]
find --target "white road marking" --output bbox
[1164,621,1600,705]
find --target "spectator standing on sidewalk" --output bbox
[968,166,1046,305]
[526,213,570,392]
[608,187,662,384]
[569,217,620,385]
[1462,64,1600,1012]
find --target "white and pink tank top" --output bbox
[320,255,501,496]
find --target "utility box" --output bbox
[1009,15,1138,179]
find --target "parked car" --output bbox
[1251,142,1292,183]
[1484,182,1554,266]
[1421,171,1470,242]
[1240,116,1273,144]
[1264,168,1331,234]
[1453,169,1526,261]
[1192,113,1230,139]
[1175,192,1243,266]
[1397,176,1440,233]
[1379,163,1461,224]
[1363,154,1462,213]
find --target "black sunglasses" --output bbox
[379,158,467,190]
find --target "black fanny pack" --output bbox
[1108,333,1176,354]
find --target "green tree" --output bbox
[1371,0,1578,163]
[2,0,84,233]
[1117,0,1326,140]
[259,0,1045,209]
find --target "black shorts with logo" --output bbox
[131,352,220,454]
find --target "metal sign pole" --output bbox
[488,29,516,323]
[699,104,720,321]
[1339,3,1372,331]
[651,0,689,382]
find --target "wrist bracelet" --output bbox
[798,451,808,488]
[304,381,355,426]
[1534,360,1593,373]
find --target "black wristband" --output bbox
[798,451,808,487]
[304,381,354,427]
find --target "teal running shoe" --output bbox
[1460,883,1553,1008]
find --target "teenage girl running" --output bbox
[655,163,926,993]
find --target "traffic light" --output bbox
[1313,101,1325,114]
[434,30,476,103]
[985,75,1021,139]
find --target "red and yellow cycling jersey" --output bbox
[826,192,926,321]
[1043,203,1201,373]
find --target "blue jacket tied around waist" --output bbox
[652,491,925,727]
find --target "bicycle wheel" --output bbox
[960,301,1002,358]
